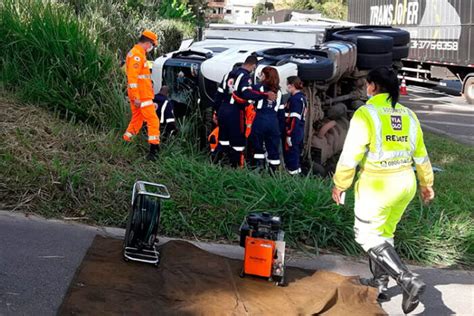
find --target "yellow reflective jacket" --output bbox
[333,93,434,191]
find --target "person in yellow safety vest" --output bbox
[332,67,434,314]
[123,30,161,161]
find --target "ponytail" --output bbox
[367,67,400,108]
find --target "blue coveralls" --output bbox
[284,91,307,174]
[214,68,268,167]
[249,84,282,169]
[153,93,176,138]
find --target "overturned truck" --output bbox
[151,23,410,174]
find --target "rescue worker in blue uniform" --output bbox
[249,66,282,170]
[153,85,177,140]
[213,56,276,167]
[284,76,307,175]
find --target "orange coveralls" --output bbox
[123,44,160,144]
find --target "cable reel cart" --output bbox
[123,181,170,266]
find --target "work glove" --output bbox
[286,136,292,147]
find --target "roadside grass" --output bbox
[1,97,472,267]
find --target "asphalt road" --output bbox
[1,211,473,316]
[401,85,474,145]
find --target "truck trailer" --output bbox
[348,0,474,104]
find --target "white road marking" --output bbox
[415,110,474,117]
[422,120,473,127]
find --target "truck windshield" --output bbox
[162,59,201,107]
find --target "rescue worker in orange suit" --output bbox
[122,30,161,161]
[213,56,276,167]
[153,85,177,140]
[284,76,307,175]
[248,67,282,171]
[332,67,434,314]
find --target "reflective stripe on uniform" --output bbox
[219,140,230,146]
[288,168,301,175]
[289,112,302,119]
[128,83,138,88]
[413,156,429,164]
[232,146,245,152]
[148,135,160,141]
[123,131,134,138]
[367,150,412,161]
[141,100,154,107]
[274,91,282,112]
[166,118,175,123]
[242,86,251,91]
[137,74,151,79]
[407,110,418,152]
[222,73,229,89]
[267,159,280,165]
[256,86,265,109]
[160,100,169,124]
[254,153,265,159]
[217,87,224,93]
[230,73,245,105]
[235,73,244,92]
[364,105,383,154]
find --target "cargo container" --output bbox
[348,0,474,104]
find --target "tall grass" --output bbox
[0,0,195,130]
[0,0,128,129]
[1,99,472,267]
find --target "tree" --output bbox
[159,0,196,23]
[252,2,275,22]
[288,0,347,20]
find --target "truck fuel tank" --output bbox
[318,41,357,82]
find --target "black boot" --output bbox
[368,242,426,314]
[360,257,390,302]
[147,144,160,161]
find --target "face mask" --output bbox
[146,45,154,53]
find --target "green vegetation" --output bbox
[252,2,275,22]
[285,0,347,20]
[0,0,195,130]
[159,0,196,23]
[1,97,472,267]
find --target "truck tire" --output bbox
[331,30,393,54]
[357,52,393,70]
[464,76,474,105]
[291,55,334,81]
[392,45,410,60]
[353,26,410,46]
[256,48,326,61]
[256,48,334,81]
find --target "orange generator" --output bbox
[239,212,286,286]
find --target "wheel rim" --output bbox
[468,81,474,99]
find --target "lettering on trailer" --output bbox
[369,0,462,52]
[370,0,420,26]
